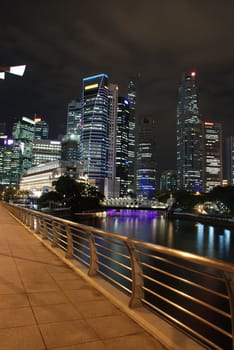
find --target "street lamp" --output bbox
[0,64,26,80]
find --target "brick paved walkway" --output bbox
[0,202,169,350]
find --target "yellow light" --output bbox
[85,83,98,90]
[204,122,214,126]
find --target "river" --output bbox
[75,209,234,263]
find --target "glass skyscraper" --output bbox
[176,72,203,192]
[202,121,222,192]
[107,83,118,182]
[32,139,61,166]
[226,136,234,186]
[136,117,157,197]
[127,79,137,194]
[80,74,109,191]
[116,97,130,197]
[34,115,49,140]
[67,100,82,137]
[12,116,35,177]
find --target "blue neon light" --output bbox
[124,99,129,105]
[83,73,108,81]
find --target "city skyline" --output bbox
[1,1,234,173]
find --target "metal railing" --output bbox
[4,203,234,350]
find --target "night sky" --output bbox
[1,0,234,175]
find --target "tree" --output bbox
[1,186,17,202]
[49,176,104,212]
[37,191,62,208]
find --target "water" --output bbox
[75,209,234,263]
[74,209,234,349]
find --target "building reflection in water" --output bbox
[76,210,234,262]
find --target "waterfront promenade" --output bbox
[0,202,169,350]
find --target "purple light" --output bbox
[106,209,158,218]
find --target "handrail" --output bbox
[3,203,234,350]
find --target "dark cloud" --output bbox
[1,0,234,173]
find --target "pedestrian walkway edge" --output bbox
[8,210,205,350]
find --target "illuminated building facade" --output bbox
[19,160,85,196]
[160,170,177,192]
[80,74,109,191]
[61,134,79,161]
[226,136,234,186]
[127,79,137,193]
[32,139,61,166]
[176,72,203,192]
[67,100,82,137]
[12,116,35,177]
[34,116,49,139]
[202,121,222,192]
[116,97,129,197]
[136,117,157,197]
[107,83,118,181]
[0,139,21,186]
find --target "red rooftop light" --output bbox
[191,71,196,77]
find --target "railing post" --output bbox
[87,231,98,276]
[42,218,48,240]
[51,221,58,247]
[35,216,41,234]
[26,212,30,226]
[29,213,34,229]
[125,240,144,308]
[65,225,74,259]
[223,272,234,350]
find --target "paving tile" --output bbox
[86,315,142,340]
[52,340,108,350]
[0,272,22,284]
[39,320,99,348]
[32,303,82,323]
[23,280,60,293]
[64,286,104,302]
[0,282,25,295]
[104,333,167,350]
[28,290,70,306]
[19,270,54,282]
[46,265,72,274]
[0,293,30,309]
[0,307,36,328]
[0,325,45,350]
[55,278,89,291]
[14,260,49,270]
[49,271,80,281]
[76,299,120,319]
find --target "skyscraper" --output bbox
[160,170,177,192]
[226,136,234,186]
[107,83,118,181]
[202,121,222,192]
[12,116,35,176]
[32,139,61,166]
[0,138,21,186]
[176,72,203,192]
[116,97,129,197]
[80,74,109,192]
[61,135,79,162]
[34,115,49,139]
[127,79,137,194]
[67,100,82,137]
[136,117,157,197]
